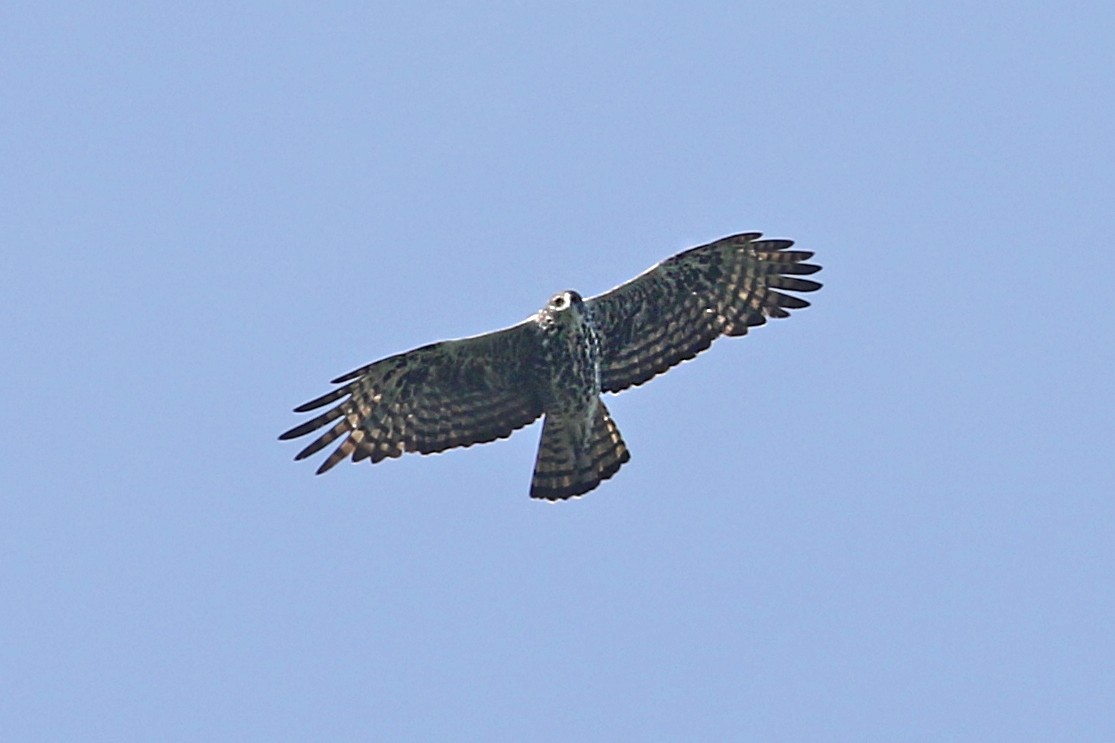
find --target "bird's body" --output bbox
[528,290,629,499]
[534,291,601,413]
[280,232,821,500]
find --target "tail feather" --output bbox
[530,400,630,501]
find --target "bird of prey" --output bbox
[280,232,821,500]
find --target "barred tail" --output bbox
[530,399,630,501]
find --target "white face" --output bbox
[549,290,581,311]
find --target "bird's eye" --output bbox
[552,295,566,309]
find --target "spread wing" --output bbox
[586,232,822,393]
[279,321,543,473]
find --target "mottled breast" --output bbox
[534,290,602,413]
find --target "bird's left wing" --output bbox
[280,320,543,473]
[586,232,822,393]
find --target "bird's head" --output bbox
[547,290,583,313]
[536,290,586,330]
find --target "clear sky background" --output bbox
[4,2,1114,740]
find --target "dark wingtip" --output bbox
[280,419,318,441]
[330,366,366,384]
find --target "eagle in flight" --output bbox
[280,232,821,500]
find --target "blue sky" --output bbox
[4,2,1114,740]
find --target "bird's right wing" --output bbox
[279,320,543,473]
